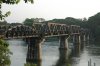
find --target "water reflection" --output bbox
[55,49,69,66]
[87,44,100,56]
[54,43,83,66]
[7,39,27,66]
[7,39,100,66]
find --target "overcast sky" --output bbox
[2,0,100,23]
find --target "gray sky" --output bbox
[2,0,100,23]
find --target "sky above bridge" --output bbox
[2,0,100,23]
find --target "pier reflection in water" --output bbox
[25,49,71,66]
[24,41,60,66]
[24,41,83,66]
[55,49,70,66]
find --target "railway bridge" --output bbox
[0,22,89,64]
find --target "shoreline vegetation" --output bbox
[0,39,12,66]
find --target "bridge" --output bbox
[0,22,89,64]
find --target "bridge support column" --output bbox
[71,35,81,57]
[73,35,81,44]
[83,35,86,42]
[26,37,44,64]
[87,35,89,41]
[81,34,88,42]
[72,35,81,53]
[59,36,69,50]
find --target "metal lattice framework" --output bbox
[0,22,86,39]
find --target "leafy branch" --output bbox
[0,0,34,20]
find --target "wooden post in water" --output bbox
[88,59,96,66]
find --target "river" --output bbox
[6,39,100,66]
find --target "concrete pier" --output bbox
[72,34,81,54]
[72,35,81,44]
[59,36,69,50]
[26,37,44,63]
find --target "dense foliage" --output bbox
[24,63,37,66]
[23,18,45,27]
[0,0,34,20]
[87,12,100,41]
[0,0,33,4]
[0,39,12,66]
[47,17,87,28]
[23,18,34,26]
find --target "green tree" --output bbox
[0,0,34,20]
[47,17,87,28]
[0,39,12,66]
[23,18,34,26]
[24,63,37,66]
[0,0,33,4]
[23,18,45,27]
[87,12,100,41]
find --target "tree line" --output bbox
[22,12,100,42]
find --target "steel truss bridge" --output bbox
[0,22,89,65]
[0,22,87,38]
